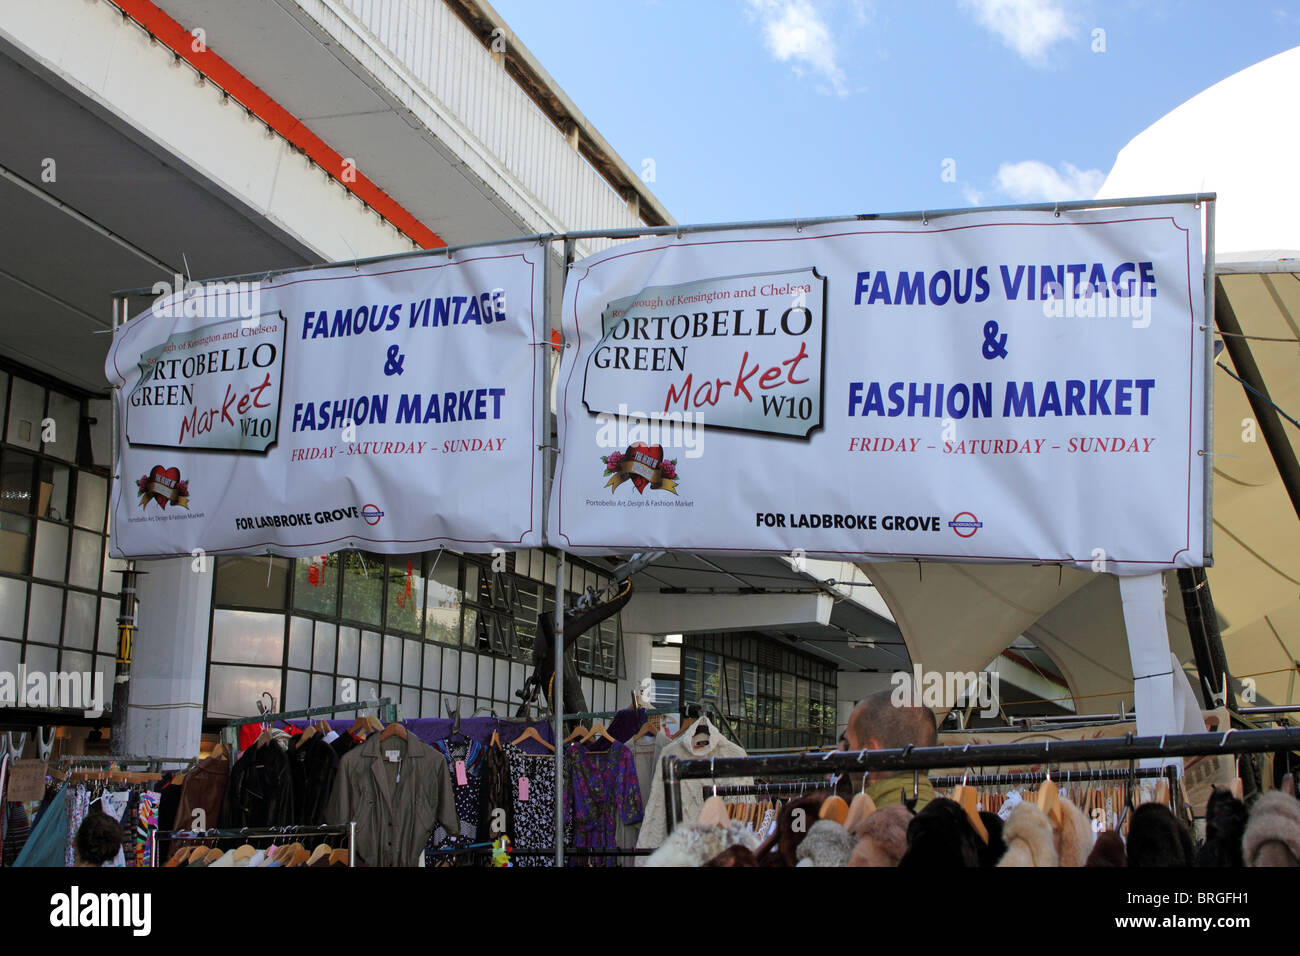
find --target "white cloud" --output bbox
[994,160,1105,202]
[746,0,849,95]
[959,0,1076,65]
[962,184,985,206]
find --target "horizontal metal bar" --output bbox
[110,193,1215,299]
[668,726,1300,779]
[111,234,555,299]
[1237,705,1300,715]
[561,706,676,721]
[562,193,1217,242]
[156,826,350,839]
[224,697,393,729]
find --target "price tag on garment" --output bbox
[385,750,400,762]
[8,759,47,802]
[518,776,530,801]
[455,760,468,786]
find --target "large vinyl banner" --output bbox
[549,204,1208,571]
[107,242,545,558]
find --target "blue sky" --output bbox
[490,0,1300,225]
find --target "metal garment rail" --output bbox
[661,726,1300,833]
[149,823,355,867]
[220,698,398,754]
[712,767,1176,797]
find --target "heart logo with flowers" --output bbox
[600,443,679,495]
[136,466,189,510]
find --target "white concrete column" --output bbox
[122,555,211,758]
[1118,572,1181,771]
[618,630,654,709]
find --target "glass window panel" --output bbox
[494,658,509,700]
[206,665,283,717]
[337,626,360,676]
[382,633,401,683]
[37,461,71,521]
[0,638,21,676]
[5,378,43,450]
[293,555,340,616]
[43,391,79,463]
[60,650,92,679]
[422,691,439,719]
[461,652,477,698]
[69,530,101,590]
[63,590,96,650]
[461,606,478,649]
[0,511,32,575]
[73,472,107,533]
[403,639,420,685]
[399,686,417,718]
[424,553,461,645]
[97,601,115,654]
[102,545,124,597]
[27,584,62,644]
[440,648,459,695]
[651,645,680,674]
[463,563,479,605]
[515,550,531,579]
[510,662,526,701]
[385,554,424,635]
[513,580,538,654]
[210,609,284,666]
[311,673,333,707]
[339,552,383,625]
[423,644,440,689]
[32,520,67,581]
[313,621,337,672]
[24,642,57,674]
[284,670,309,712]
[1,452,35,515]
[360,630,380,680]
[0,577,25,638]
[288,617,312,669]
[214,556,289,609]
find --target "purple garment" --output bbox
[607,707,646,743]
[565,742,643,866]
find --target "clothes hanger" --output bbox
[1036,768,1063,827]
[378,720,408,742]
[509,726,555,752]
[586,722,616,744]
[563,724,591,745]
[953,771,989,844]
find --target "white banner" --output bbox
[549,204,1208,571]
[107,241,546,558]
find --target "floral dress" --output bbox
[565,742,643,867]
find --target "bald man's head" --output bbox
[846,689,937,752]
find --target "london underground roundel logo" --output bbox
[948,512,983,538]
[362,504,384,526]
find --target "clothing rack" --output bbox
[149,824,356,867]
[54,754,192,769]
[220,697,398,754]
[661,726,1300,833]
[561,706,676,722]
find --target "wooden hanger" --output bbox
[1036,773,1063,827]
[1282,773,1295,798]
[844,791,877,832]
[510,726,555,752]
[232,844,257,863]
[210,740,228,761]
[296,725,317,748]
[346,717,369,738]
[586,722,616,743]
[1153,778,1170,808]
[307,843,333,867]
[562,724,590,745]
[1231,758,1245,800]
[489,728,502,748]
[953,782,989,843]
[697,794,730,827]
[378,721,407,742]
[629,720,658,742]
[818,794,849,825]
